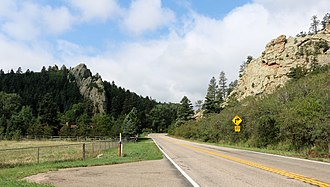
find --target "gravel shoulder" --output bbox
[25,159,192,187]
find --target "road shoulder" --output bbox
[25,159,192,187]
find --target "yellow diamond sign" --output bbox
[234,125,241,132]
[232,115,242,126]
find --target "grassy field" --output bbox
[0,140,83,149]
[0,138,163,187]
[0,140,118,167]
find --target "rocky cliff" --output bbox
[69,64,107,113]
[230,29,330,101]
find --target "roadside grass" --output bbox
[0,138,163,187]
[170,135,330,163]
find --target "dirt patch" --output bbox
[25,159,192,187]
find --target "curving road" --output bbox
[151,134,330,187]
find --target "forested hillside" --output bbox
[170,67,330,154]
[0,65,178,138]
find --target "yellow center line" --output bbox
[158,136,330,187]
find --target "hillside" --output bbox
[172,70,329,154]
[0,64,175,138]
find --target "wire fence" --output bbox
[0,139,127,168]
[0,135,115,141]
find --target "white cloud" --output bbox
[0,2,75,40]
[123,0,175,35]
[0,34,58,72]
[42,6,75,34]
[68,0,121,21]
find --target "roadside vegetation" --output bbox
[170,67,330,161]
[0,138,162,187]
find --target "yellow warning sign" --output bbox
[232,115,242,126]
[234,126,241,132]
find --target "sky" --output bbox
[0,0,329,104]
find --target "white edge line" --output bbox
[152,137,200,187]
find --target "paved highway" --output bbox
[151,134,330,187]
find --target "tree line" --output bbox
[0,66,183,139]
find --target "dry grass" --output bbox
[0,140,83,149]
[0,140,116,168]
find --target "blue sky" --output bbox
[0,0,329,103]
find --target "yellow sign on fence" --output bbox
[232,115,242,126]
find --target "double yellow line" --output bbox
[160,136,330,187]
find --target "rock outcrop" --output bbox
[229,30,330,101]
[69,64,107,113]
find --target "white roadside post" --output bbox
[120,133,123,157]
[118,133,122,157]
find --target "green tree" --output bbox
[177,96,194,122]
[148,104,178,132]
[203,77,221,113]
[91,113,114,136]
[123,107,140,137]
[38,94,59,135]
[321,13,330,30]
[218,71,227,100]
[310,15,320,34]
[227,80,238,96]
[239,56,253,78]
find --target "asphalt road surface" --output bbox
[151,134,330,187]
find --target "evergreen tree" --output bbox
[206,77,217,101]
[310,15,320,34]
[177,96,194,121]
[122,107,140,137]
[227,80,238,96]
[203,77,221,113]
[218,71,227,100]
[239,56,253,78]
[38,94,59,135]
[148,104,178,132]
[321,13,330,30]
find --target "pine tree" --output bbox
[177,96,194,121]
[310,15,320,34]
[227,80,238,96]
[206,77,217,100]
[321,13,330,30]
[123,107,140,137]
[203,77,221,113]
[218,71,227,100]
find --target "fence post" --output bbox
[82,143,86,160]
[37,147,40,164]
[92,143,94,156]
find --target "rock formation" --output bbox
[229,30,330,101]
[69,64,107,113]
